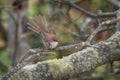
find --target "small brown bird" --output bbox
[27,15,59,49]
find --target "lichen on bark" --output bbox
[4,32,120,80]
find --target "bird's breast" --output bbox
[44,41,58,49]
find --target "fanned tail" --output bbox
[27,15,48,34]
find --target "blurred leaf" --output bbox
[0,49,11,67]
[61,5,69,13]
[48,52,57,58]
[28,7,36,19]
[0,49,10,75]
[0,0,6,5]
[92,65,106,77]
[0,69,3,76]
[75,18,84,26]
[91,0,116,11]
[30,34,43,48]
[104,77,115,80]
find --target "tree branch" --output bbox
[107,0,120,7]
[1,32,120,80]
[56,0,116,18]
[86,17,120,44]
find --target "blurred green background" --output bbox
[0,0,120,80]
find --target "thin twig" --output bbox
[60,9,81,33]
[116,9,120,31]
[86,24,102,44]
[17,42,88,63]
[97,26,115,34]
[56,0,116,18]
[86,18,120,44]
[28,42,87,54]
[107,0,120,7]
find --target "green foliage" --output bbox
[30,34,43,48]
[35,0,52,16]
[48,52,57,59]
[0,49,10,75]
[0,50,10,66]
[0,0,6,5]
[104,77,115,80]
[55,11,62,19]
[0,0,118,79]
[91,0,116,12]
[0,69,2,76]
[28,0,55,18]
[28,6,37,19]
[75,18,84,26]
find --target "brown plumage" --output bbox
[28,15,48,33]
[27,15,58,49]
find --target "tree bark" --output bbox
[7,0,29,66]
[3,32,120,80]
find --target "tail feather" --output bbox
[28,26,40,34]
[36,15,48,32]
[27,15,48,34]
[27,21,41,33]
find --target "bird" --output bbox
[27,15,59,49]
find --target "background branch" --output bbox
[107,0,120,7]
[86,17,120,44]
[56,0,116,18]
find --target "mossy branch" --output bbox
[2,32,120,80]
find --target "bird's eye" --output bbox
[53,37,58,42]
